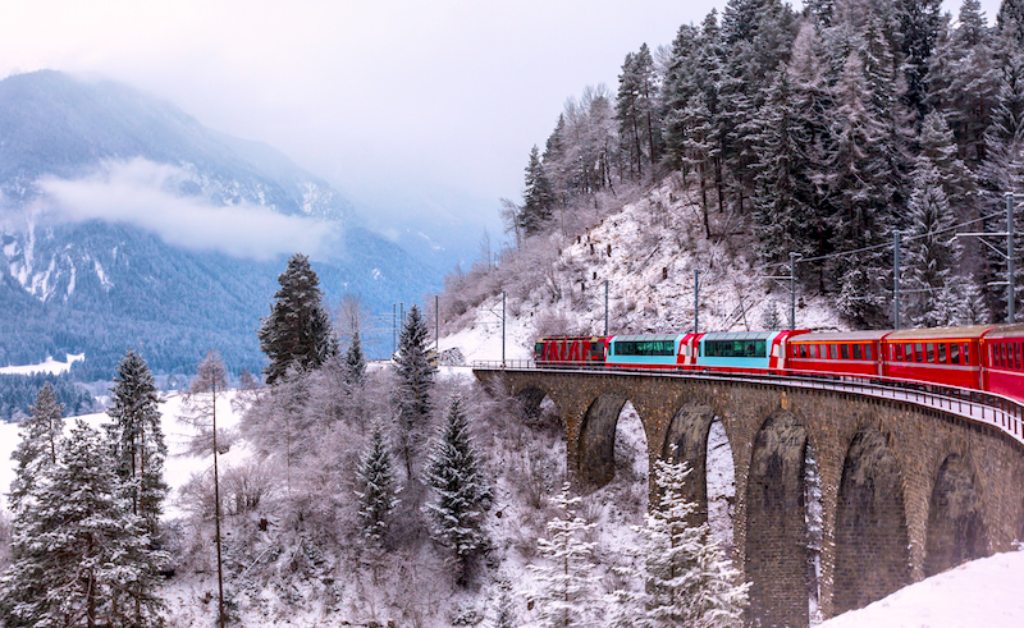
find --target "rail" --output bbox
[471,360,1024,446]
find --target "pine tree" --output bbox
[998,0,1024,45]
[355,421,400,548]
[492,582,517,628]
[0,420,167,627]
[903,159,965,327]
[661,23,701,173]
[106,350,168,538]
[895,0,943,118]
[918,111,977,217]
[8,383,63,514]
[827,51,895,326]
[258,253,339,385]
[393,305,437,487]
[529,483,598,627]
[613,456,749,627]
[344,329,367,388]
[423,395,491,586]
[519,146,555,236]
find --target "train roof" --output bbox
[886,325,994,340]
[791,330,892,342]
[700,331,777,341]
[981,324,1024,339]
[611,334,683,342]
[538,335,607,341]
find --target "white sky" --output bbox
[0,0,1004,235]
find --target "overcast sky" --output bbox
[0,0,1003,238]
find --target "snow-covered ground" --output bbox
[0,352,85,375]
[822,550,1024,628]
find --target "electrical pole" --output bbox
[789,252,798,330]
[501,291,506,367]
[892,231,901,329]
[392,303,397,355]
[693,268,700,334]
[604,280,609,336]
[212,377,224,628]
[435,295,440,353]
[1008,193,1016,323]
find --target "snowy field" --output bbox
[823,550,1024,628]
[0,352,85,376]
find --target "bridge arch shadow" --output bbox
[834,428,911,614]
[515,385,561,428]
[662,403,737,550]
[576,393,650,494]
[925,453,989,576]
[745,413,821,628]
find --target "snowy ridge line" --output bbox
[472,362,1024,447]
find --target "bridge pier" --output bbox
[476,369,1024,626]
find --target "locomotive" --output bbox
[534,324,1024,403]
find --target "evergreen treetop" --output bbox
[258,253,339,385]
[8,382,64,514]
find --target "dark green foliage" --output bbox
[393,305,437,483]
[0,420,167,627]
[518,146,554,237]
[7,383,64,514]
[356,422,399,547]
[0,373,93,421]
[258,253,339,385]
[344,330,367,388]
[106,350,168,537]
[424,396,491,586]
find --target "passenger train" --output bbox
[534,325,1024,403]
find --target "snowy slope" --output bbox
[0,352,85,375]
[822,550,1024,628]
[441,178,843,364]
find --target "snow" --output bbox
[0,390,247,516]
[0,352,85,376]
[94,258,113,289]
[822,550,1024,628]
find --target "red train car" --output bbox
[981,324,1024,400]
[534,336,609,367]
[784,330,887,378]
[881,325,990,390]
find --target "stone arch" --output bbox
[576,393,630,490]
[514,384,560,422]
[925,453,989,576]
[745,414,812,628]
[833,428,911,614]
[661,402,716,523]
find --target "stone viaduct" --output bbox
[474,368,1024,627]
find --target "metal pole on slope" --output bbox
[892,231,902,329]
[604,280,609,336]
[693,268,700,334]
[789,252,798,330]
[1007,193,1016,324]
[501,291,507,367]
[392,303,397,355]
[435,294,440,354]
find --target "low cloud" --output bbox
[36,158,338,261]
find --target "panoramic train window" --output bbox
[615,340,675,356]
[704,339,767,358]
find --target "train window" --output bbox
[616,340,675,356]
[950,343,961,364]
[799,345,808,358]
[828,344,836,359]
[852,344,862,360]
[964,343,970,365]
[926,343,935,363]
[938,343,947,363]
[841,344,850,359]
[703,340,767,358]
[864,345,871,360]
[915,343,924,362]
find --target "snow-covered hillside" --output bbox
[440,178,843,363]
[822,550,1024,628]
[0,352,85,376]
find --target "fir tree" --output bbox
[0,420,167,627]
[258,253,339,385]
[492,582,517,628]
[918,111,977,217]
[355,421,400,548]
[519,146,555,236]
[903,159,964,327]
[529,483,598,627]
[393,305,437,487]
[895,0,943,118]
[106,350,168,538]
[423,395,491,586]
[344,329,367,388]
[613,455,749,627]
[8,383,63,514]
[998,0,1024,45]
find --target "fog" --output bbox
[0,0,1003,246]
[37,159,338,260]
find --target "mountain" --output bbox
[0,70,438,380]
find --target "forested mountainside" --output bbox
[0,71,438,380]
[444,0,1024,341]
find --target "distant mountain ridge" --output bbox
[0,70,437,380]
